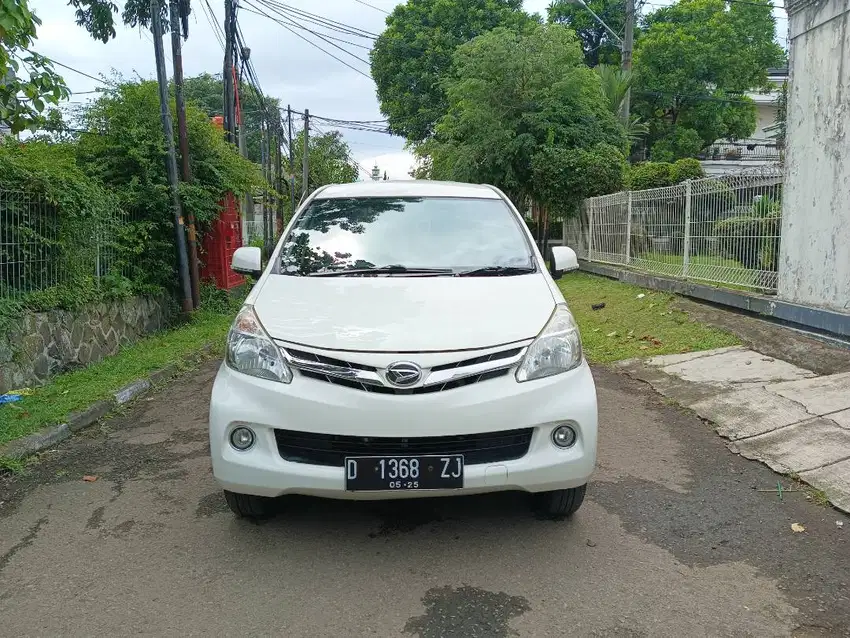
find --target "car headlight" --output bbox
[226,305,293,383]
[516,304,583,382]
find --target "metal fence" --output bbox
[566,165,784,292]
[0,189,129,301]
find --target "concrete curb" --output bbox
[0,343,216,461]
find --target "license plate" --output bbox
[344,455,464,491]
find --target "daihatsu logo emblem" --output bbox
[385,362,422,387]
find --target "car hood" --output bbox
[252,274,556,352]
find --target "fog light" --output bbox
[552,424,577,448]
[230,426,255,451]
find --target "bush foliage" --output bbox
[626,158,706,190]
[0,79,264,317]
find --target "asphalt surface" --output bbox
[1,361,849,637]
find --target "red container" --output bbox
[200,192,245,290]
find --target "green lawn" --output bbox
[630,251,763,290]
[0,310,233,448]
[558,271,739,363]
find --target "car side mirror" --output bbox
[232,246,263,278]
[549,246,579,280]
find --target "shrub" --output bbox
[670,158,705,183]
[627,162,673,190]
[0,139,133,310]
[714,197,781,272]
[627,158,706,191]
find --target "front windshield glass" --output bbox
[277,196,534,276]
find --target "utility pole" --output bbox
[169,0,200,310]
[222,0,236,142]
[260,116,269,253]
[287,105,296,216]
[275,118,283,233]
[150,0,193,314]
[302,109,310,201]
[621,0,634,123]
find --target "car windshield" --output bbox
[277,196,534,276]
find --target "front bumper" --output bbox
[208,360,598,500]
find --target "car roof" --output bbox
[314,180,502,200]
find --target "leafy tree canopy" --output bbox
[423,23,627,216]
[633,0,785,158]
[182,72,281,165]
[1,0,70,133]
[76,80,264,292]
[370,0,534,144]
[547,0,625,67]
[290,129,359,209]
[67,0,187,43]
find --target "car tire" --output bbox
[223,490,274,519]
[533,484,586,519]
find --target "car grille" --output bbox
[283,346,525,394]
[273,427,534,467]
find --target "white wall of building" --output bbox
[779,0,850,312]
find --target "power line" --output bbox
[51,60,107,84]
[352,0,389,14]
[259,0,379,39]
[311,119,375,180]
[241,0,374,80]
[248,0,372,64]
[240,5,372,49]
[200,0,226,51]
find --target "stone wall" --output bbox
[0,296,174,394]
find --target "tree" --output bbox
[181,73,281,164]
[595,64,649,145]
[291,129,358,204]
[548,0,625,67]
[370,0,533,144]
[67,0,186,43]
[76,80,264,292]
[424,24,627,215]
[0,0,70,133]
[633,0,785,159]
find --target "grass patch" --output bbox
[558,271,739,363]
[631,251,766,291]
[0,309,235,447]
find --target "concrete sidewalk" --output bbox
[618,345,850,513]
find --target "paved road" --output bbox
[1,361,849,637]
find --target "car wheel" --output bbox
[533,484,586,519]
[223,490,274,519]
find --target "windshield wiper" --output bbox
[309,265,454,277]
[455,265,536,277]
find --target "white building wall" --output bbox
[779,0,850,312]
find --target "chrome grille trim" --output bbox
[277,344,528,391]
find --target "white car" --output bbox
[209,180,597,520]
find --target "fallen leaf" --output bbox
[648,303,656,309]
[82,475,98,482]
[636,293,646,299]
[586,539,597,547]
[593,328,601,332]
[639,345,649,350]
[651,338,663,347]
[791,523,805,533]
[606,331,617,338]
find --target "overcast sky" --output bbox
[32,0,787,180]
